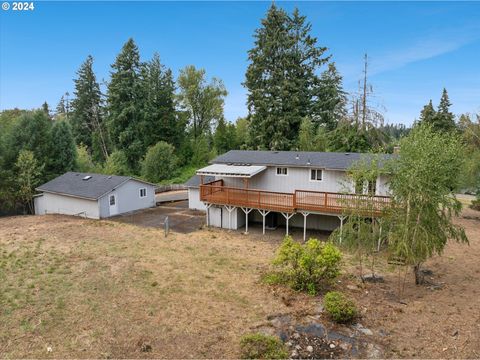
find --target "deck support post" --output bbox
[301,212,310,241]
[377,219,383,251]
[338,215,347,244]
[258,209,270,235]
[225,205,236,230]
[281,212,294,236]
[240,207,253,234]
[205,203,212,227]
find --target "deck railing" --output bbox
[199,181,390,215]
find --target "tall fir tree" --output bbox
[47,120,77,177]
[245,5,329,150]
[434,88,456,132]
[56,95,66,115]
[107,38,144,172]
[71,55,109,162]
[42,102,51,118]
[141,53,183,149]
[313,63,347,131]
[419,100,436,124]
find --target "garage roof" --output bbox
[196,164,267,178]
[36,172,154,200]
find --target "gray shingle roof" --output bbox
[36,172,144,200]
[211,150,393,170]
[185,175,215,188]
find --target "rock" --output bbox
[366,343,383,359]
[353,323,373,336]
[306,345,313,353]
[329,343,336,349]
[293,332,300,340]
[291,350,298,358]
[295,345,301,350]
[286,341,293,347]
[362,274,385,283]
[347,284,359,291]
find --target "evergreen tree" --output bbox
[42,102,51,118]
[141,53,183,149]
[107,38,144,172]
[56,95,66,115]
[433,88,456,132]
[47,120,77,177]
[245,5,329,150]
[419,100,436,124]
[71,55,109,161]
[314,63,347,131]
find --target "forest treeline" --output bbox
[0,4,479,214]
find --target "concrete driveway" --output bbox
[113,200,205,234]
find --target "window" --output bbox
[139,188,147,198]
[276,167,288,176]
[310,169,323,181]
[109,195,116,206]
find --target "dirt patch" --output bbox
[113,201,205,233]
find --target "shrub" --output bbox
[141,141,178,183]
[323,291,357,323]
[239,333,288,360]
[103,150,130,176]
[271,236,342,295]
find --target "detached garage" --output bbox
[34,172,156,219]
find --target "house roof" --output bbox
[211,150,393,170]
[196,164,267,178]
[185,175,215,188]
[36,172,153,200]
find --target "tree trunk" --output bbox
[413,263,425,285]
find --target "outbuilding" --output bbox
[34,172,156,219]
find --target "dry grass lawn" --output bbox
[0,215,303,358]
[1,207,479,359]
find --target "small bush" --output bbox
[323,291,357,323]
[470,198,480,211]
[239,333,288,359]
[271,236,342,295]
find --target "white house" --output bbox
[187,150,392,238]
[34,172,156,219]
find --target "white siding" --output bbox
[98,180,155,218]
[188,188,207,210]
[208,206,244,230]
[35,192,100,219]
[220,166,353,193]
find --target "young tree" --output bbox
[141,53,183,149]
[71,55,109,161]
[177,65,227,141]
[313,63,347,131]
[47,120,78,177]
[103,150,130,176]
[245,5,329,150]
[15,150,43,214]
[56,95,66,116]
[386,124,468,284]
[141,141,178,183]
[107,38,144,172]
[76,144,97,173]
[298,117,327,151]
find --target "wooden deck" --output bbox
[199,180,390,216]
